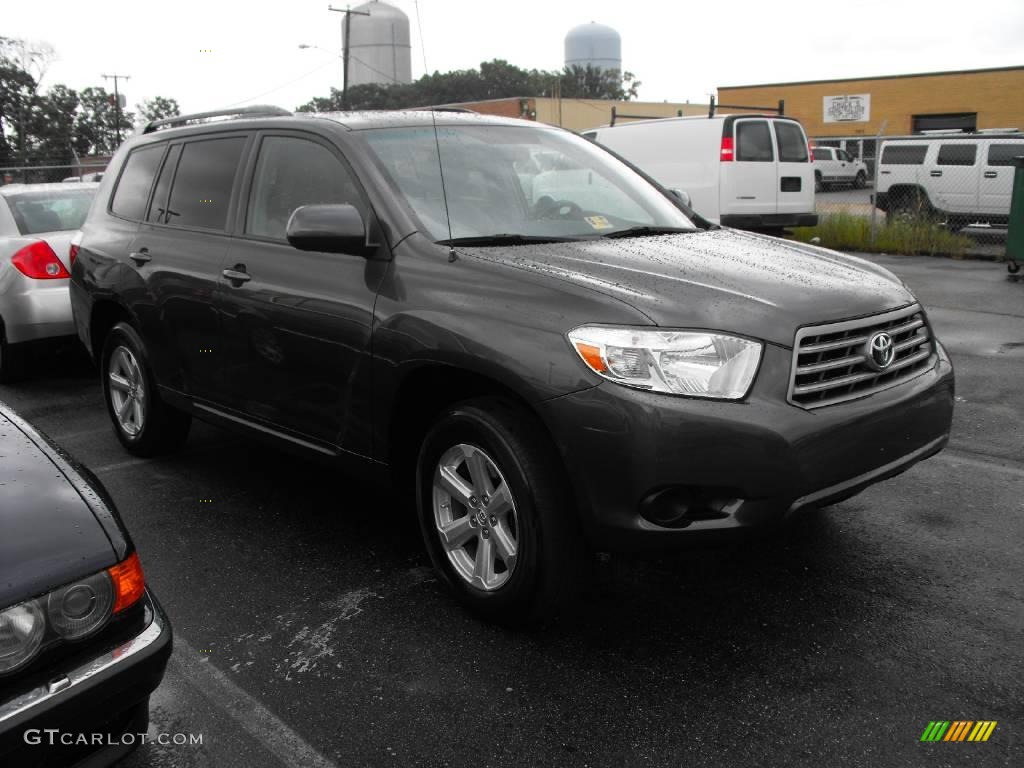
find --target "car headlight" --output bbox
[47,571,115,640]
[0,601,45,674]
[568,326,762,399]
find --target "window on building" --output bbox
[937,144,977,166]
[110,144,165,221]
[165,137,247,231]
[911,113,977,133]
[880,145,928,165]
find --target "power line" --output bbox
[223,59,339,108]
[413,0,429,75]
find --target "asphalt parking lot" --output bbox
[2,254,1021,768]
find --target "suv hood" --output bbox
[0,405,124,609]
[467,228,914,346]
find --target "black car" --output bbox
[0,401,171,765]
[70,106,954,623]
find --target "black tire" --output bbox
[101,322,191,456]
[0,336,28,384]
[416,397,588,625]
[854,171,867,189]
[814,172,823,193]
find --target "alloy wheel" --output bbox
[107,346,146,437]
[432,443,519,592]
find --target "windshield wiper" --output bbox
[436,234,579,247]
[601,226,695,239]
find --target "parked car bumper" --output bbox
[0,267,74,345]
[540,341,954,550]
[720,213,818,229]
[0,590,172,767]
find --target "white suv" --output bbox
[812,147,868,191]
[876,133,1023,229]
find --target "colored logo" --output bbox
[920,721,997,742]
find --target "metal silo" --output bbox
[346,0,413,87]
[564,22,622,72]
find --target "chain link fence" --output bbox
[0,162,107,185]
[805,132,1020,258]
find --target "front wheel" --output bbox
[101,322,191,456]
[416,398,588,624]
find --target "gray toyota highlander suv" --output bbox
[70,106,954,623]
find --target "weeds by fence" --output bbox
[792,212,974,257]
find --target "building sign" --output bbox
[823,94,871,123]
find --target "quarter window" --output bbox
[880,145,928,165]
[110,145,165,221]
[735,121,774,162]
[165,137,246,231]
[147,145,182,224]
[987,144,1024,167]
[813,148,831,162]
[937,144,977,166]
[246,136,364,241]
[774,122,808,163]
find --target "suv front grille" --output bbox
[789,304,935,409]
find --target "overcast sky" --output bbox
[6,0,1023,116]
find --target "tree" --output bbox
[296,59,642,113]
[137,96,180,124]
[75,87,134,155]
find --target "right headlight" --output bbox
[568,325,763,399]
[0,601,45,674]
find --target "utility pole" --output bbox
[102,73,130,148]
[327,5,370,111]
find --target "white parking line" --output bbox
[171,634,338,768]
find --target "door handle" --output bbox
[930,170,943,177]
[129,249,151,265]
[222,267,251,284]
[880,170,891,175]
[984,171,998,178]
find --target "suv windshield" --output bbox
[359,124,695,243]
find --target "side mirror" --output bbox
[286,204,369,255]
[669,188,692,208]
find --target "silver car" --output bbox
[0,182,99,381]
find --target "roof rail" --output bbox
[142,105,291,134]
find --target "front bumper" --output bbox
[0,265,74,345]
[540,341,954,550]
[0,590,172,766]
[720,213,819,229]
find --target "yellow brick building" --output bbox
[717,65,1024,138]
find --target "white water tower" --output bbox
[564,22,622,72]
[347,0,413,87]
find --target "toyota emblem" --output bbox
[867,332,895,370]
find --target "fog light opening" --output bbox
[640,487,737,528]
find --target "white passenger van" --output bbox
[876,132,1023,229]
[585,115,817,230]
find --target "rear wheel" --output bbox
[814,172,823,193]
[854,171,867,189]
[416,397,588,624]
[101,322,191,456]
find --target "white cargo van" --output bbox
[585,115,817,230]
[876,132,1024,229]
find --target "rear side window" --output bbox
[937,144,977,166]
[147,145,182,224]
[774,122,808,162]
[165,137,246,231]
[987,144,1024,166]
[110,145,165,220]
[245,136,365,241]
[880,145,928,165]
[735,121,774,162]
